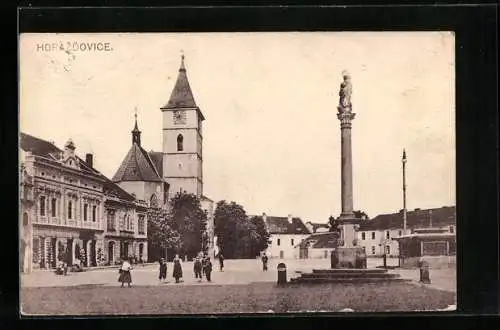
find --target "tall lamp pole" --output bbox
[402,149,408,233]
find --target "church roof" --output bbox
[148,151,164,178]
[112,143,163,183]
[163,55,197,109]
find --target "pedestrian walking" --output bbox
[261,253,268,271]
[158,258,167,282]
[173,254,183,283]
[203,256,213,282]
[218,252,224,272]
[194,255,203,282]
[118,258,133,288]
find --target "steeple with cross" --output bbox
[132,106,141,146]
[160,53,205,200]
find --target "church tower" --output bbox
[161,55,204,201]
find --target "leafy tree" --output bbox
[354,210,369,220]
[249,215,270,256]
[215,201,269,259]
[214,200,246,258]
[147,207,181,262]
[169,192,208,259]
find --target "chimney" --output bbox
[288,214,293,223]
[85,153,93,168]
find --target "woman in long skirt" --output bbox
[172,254,183,283]
[158,258,167,282]
[118,258,132,287]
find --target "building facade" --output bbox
[20,133,148,272]
[259,213,311,259]
[356,206,456,257]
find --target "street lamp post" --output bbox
[402,149,408,234]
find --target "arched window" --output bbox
[177,134,184,151]
[23,212,29,226]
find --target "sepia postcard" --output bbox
[19,32,456,315]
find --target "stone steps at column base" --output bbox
[312,268,388,274]
[289,277,411,284]
[301,272,400,279]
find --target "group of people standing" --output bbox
[117,252,269,288]
[158,253,214,284]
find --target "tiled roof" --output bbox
[162,57,197,109]
[20,133,60,158]
[20,132,99,176]
[148,151,163,178]
[358,206,456,231]
[112,144,163,183]
[264,216,311,235]
[297,232,338,249]
[103,178,135,202]
[20,132,136,203]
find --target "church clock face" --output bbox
[173,110,186,125]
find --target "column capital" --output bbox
[337,109,356,128]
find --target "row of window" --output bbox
[39,196,98,222]
[361,246,392,255]
[106,211,146,234]
[360,225,455,241]
[360,230,399,241]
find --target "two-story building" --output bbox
[257,213,311,259]
[20,133,149,272]
[356,206,456,257]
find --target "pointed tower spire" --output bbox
[180,51,186,72]
[162,53,197,109]
[132,107,141,146]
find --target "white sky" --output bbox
[20,32,455,222]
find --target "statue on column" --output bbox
[338,70,352,112]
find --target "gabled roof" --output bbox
[112,144,163,183]
[358,206,456,231]
[264,216,311,235]
[162,55,197,109]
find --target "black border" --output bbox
[3,3,499,325]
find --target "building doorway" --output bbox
[20,240,26,272]
[90,240,97,267]
[139,243,144,262]
[50,238,57,268]
[108,241,115,265]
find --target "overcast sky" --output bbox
[20,32,455,222]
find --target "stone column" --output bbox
[337,110,356,220]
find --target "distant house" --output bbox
[295,232,338,259]
[256,213,311,259]
[356,206,456,257]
